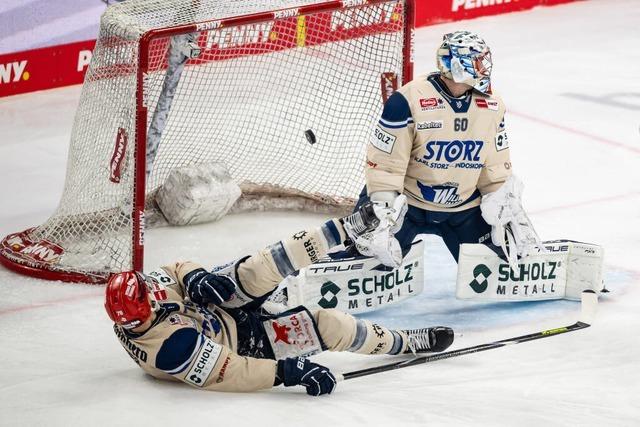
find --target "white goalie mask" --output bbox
[436,31,493,95]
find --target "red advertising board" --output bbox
[0,0,576,98]
[415,0,577,27]
[0,40,95,97]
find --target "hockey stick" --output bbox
[337,290,598,381]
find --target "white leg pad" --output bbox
[456,240,604,301]
[282,240,425,314]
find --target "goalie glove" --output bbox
[342,193,408,268]
[370,191,407,233]
[480,175,546,269]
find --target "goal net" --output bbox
[0,0,414,283]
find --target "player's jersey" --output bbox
[110,219,348,393]
[366,73,512,212]
[113,261,277,392]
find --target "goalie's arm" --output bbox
[477,111,512,195]
[365,91,414,195]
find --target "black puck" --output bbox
[304,129,316,144]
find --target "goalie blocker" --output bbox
[456,240,604,301]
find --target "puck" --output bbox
[304,129,316,145]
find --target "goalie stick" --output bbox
[337,290,598,381]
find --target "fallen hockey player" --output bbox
[105,203,454,396]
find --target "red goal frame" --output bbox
[0,0,415,284]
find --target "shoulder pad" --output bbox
[380,92,412,124]
[156,327,200,374]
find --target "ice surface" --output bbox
[1,1,639,425]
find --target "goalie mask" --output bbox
[436,31,493,95]
[105,271,162,329]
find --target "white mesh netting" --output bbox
[0,0,410,282]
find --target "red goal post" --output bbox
[0,0,415,284]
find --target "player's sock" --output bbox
[347,319,404,355]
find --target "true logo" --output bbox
[469,264,492,293]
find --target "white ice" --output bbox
[1,1,639,426]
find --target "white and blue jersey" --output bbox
[366,72,511,212]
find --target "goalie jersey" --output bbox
[366,73,512,212]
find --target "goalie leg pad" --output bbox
[283,240,425,314]
[456,240,604,301]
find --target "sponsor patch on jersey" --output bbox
[144,273,169,301]
[264,310,323,359]
[168,314,195,327]
[416,120,443,131]
[475,98,499,111]
[419,97,446,112]
[417,181,462,205]
[495,129,509,151]
[371,125,397,154]
[146,268,176,287]
[184,337,223,387]
[215,356,231,383]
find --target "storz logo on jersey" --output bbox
[425,140,483,162]
[419,97,445,111]
[417,182,461,205]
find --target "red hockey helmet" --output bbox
[105,271,152,329]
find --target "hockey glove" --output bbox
[275,357,337,396]
[183,268,237,306]
[370,191,408,234]
[342,194,407,268]
[480,175,546,269]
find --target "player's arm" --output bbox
[477,113,511,195]
[478,113,544,262]
[155,327,335,395]
[154,261,237,306]
[365,91,415,196]
[154,326,275,392]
